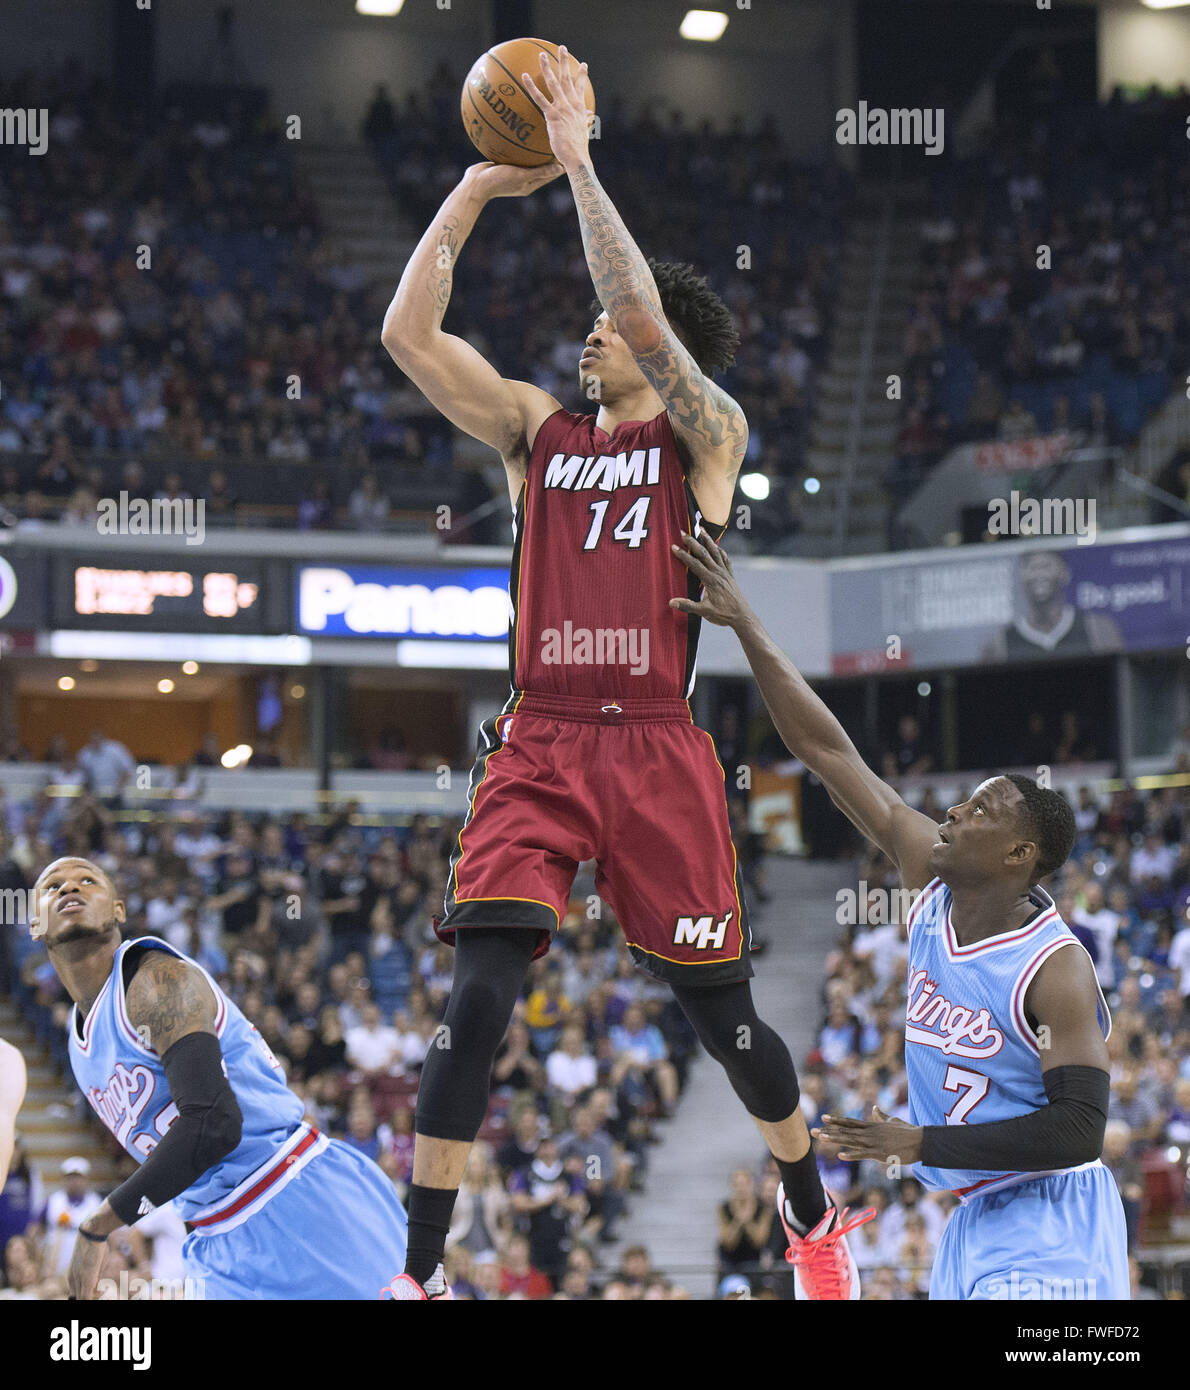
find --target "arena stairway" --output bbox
[603,858,849,1297]
[296,142,417,291]
[798,176,929,558]
[0,997,118,1189]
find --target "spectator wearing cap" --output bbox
[41,1157,101,1278]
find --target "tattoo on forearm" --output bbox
[429,217,462,328]
[570,166,661,317]
[570,166,746,464]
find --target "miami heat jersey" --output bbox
[509,408,724,700]
[904,877,1109,1198]
[68,937,303,1221]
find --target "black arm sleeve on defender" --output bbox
[918,1065,1109,1174]
[106,1032,243,1227]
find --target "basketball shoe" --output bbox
[777,1183,876,1300]
[381,1263,454,1301]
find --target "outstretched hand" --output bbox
[669,531,749,629]
[519,45,594,173]
[813,1107,924,1165]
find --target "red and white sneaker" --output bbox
[380,1263,454,1301]
[777,1183,876,1301]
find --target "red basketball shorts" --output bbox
[436,691,753,985]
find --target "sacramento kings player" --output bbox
[672,531,1129,1301]
[33,857,408,1299]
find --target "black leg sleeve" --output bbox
[414,927,539,1142]
[670,980,801,1124]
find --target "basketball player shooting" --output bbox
[381,46,872,1301]
[0,1037,26,1194]
[670,531,1130,1300]
[32,857,409,1299]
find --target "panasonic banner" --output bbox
[295,565,511,641]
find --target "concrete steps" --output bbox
[296,141,416,288]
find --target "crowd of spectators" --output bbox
[887,83,1190,529]
[0,60,847,550]
[0,760,759,1297]
[717,771,1190,1299]
[6,64,1190,558]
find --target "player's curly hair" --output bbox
[1004,774,1076,882]
[590,258,740,377]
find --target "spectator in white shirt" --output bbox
[1130,829,1177,885]
[42,1157,103,1277]
[344,1002,401,1075]
[1071,881,1121,989]
[135,1200,189,1288]
[546,1023,598,1106]
[145,878,192,944]
[1169,921,1190,1000]
[852,919,910,995]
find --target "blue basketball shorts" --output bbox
[182,1131,408,1299]
[929,1162,1129,1301]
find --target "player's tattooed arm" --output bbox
[567,163,748,472]
[124,950,219,1057]
[381,167,564,460]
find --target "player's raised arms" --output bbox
[381,160,564,493]
[0,1038,27,1193]
[670,531,940,893]
[522,48,747,521]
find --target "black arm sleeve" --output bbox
[106,1032,243,1227]
[918,1065,1109,1174]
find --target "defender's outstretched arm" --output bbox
[670,531,938,892]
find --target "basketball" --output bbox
[460,37,595,167]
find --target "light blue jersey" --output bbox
[904,879,1128,1300]
[67,936,407,1298]
[69,936,303,1218]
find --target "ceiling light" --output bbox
[680,10,728,40]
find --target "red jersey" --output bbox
[509,407,725,700]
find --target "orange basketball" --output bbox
[460,37,595,168]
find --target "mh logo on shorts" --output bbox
[673,910,733,951]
